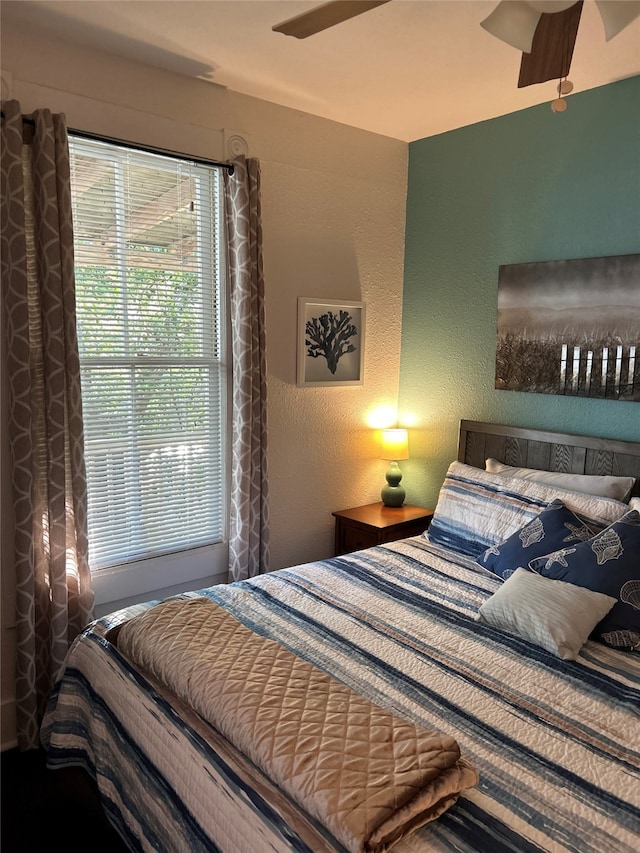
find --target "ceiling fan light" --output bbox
[594,0,640,40]
[480,0,543,53]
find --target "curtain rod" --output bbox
[69,127,235,174]
[1,112,235,174]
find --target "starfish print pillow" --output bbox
[476,499,603,580]
[529,510,640,651]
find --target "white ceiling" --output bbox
[3,0,639,141]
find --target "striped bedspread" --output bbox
[41,536,640,853]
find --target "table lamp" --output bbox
[380,428,409,507]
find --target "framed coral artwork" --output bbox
[297,298,366,387]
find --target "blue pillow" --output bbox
[477,500,601,580]
[529,510,640,651]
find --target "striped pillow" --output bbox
[426,461,628,558]
[476,568,616,660]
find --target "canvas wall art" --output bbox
[297,298,365,387]
[495,254,639,401]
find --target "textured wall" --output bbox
[400,76,640,510]
[1,19,408,574]
[0,21,408,746]
[263,159,407,570]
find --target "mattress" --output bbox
[41,535,640,852]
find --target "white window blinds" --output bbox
[69,136,226,571]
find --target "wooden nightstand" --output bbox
[332,503,434,556]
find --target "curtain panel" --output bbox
[224,156,270,581]
[1,100,94,750]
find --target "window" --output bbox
[69,136,227,596]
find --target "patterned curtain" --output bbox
[1,100,94,750]
[224,156,270,581]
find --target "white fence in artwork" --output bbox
[560,343,637,398]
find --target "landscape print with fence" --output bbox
[495,254,640,402]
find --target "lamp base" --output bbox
[381,461,405,507]
[381,485,406,507]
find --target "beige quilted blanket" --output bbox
[116,597,479,853]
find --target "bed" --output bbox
[41,420,640,853]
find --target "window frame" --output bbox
[68,133,231,612]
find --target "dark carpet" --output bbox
[1,747,130,852]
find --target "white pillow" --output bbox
[476,568,616,660]
[485,458,635,503]
[629,496,640,512]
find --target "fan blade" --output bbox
[594,0,640,40]
[273,0,391,39]
[518,0,583,87]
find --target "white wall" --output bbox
[0,20,408,748]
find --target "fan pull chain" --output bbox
[551,18,574,113]
[551,76,573,112]
[551,13,573,113]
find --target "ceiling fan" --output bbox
[273,1,640,89]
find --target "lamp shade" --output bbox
[380,428,409,461]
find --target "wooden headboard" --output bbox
[458,420,640,498]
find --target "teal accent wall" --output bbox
[399,76,640,508]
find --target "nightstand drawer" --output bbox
[336,522,381,555]
[333,503,433,556]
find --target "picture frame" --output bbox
[495,253,639,401]
[297,298,366,387]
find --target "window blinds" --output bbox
[69,136,226,571]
